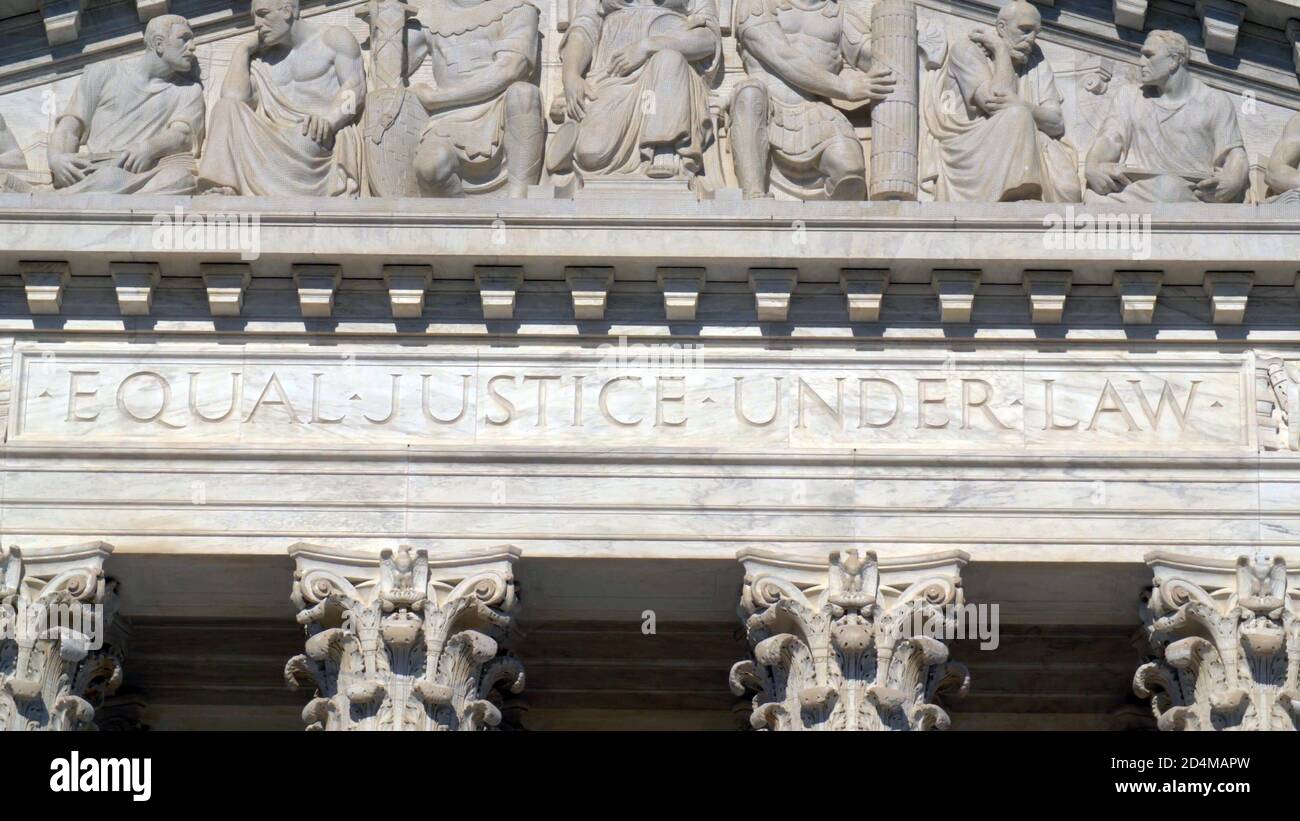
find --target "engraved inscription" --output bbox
[11,348,1247,451]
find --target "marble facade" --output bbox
[0,0,1298,731]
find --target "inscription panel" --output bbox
[8,344,1250,452]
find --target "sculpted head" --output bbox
[1253,551,1276,580]
[996,0,1041,66]
[252,0,299,48]
[144,14,195,74]
[1139,30,1189,92]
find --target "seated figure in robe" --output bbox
[922,0,1080,202]
[550,0,723,187]
[1084,30,1247,204]
[46,15,204,195]
[198,0,365,197]
[729,0,895,200]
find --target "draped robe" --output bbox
[562,0,721,179]
[200,58,361,197]
[57,58,205,195]
[922,39,1079,202]
[1083,79,1244,204]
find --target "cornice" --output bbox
[1,196,1298,287]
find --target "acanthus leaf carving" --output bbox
[0,542,125,732]
[285,542,524,731]
[730,547,969,731]
[1135,550,1300,731]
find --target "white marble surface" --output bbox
[0,337,1293,572]
[5,341,1251,451]
[1,196,1299,286]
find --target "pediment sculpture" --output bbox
[0,0,1298,202]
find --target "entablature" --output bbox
[1,196,1298,337]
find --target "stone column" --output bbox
[1135,550,1299,731]
[0,542,125,731]
[730,547,969,730]
[869,0,920,201]
[285,543,525,731]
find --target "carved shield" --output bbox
[364,87,426,198]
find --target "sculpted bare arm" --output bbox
[221,34,261,103]
[1084,99,1131,195]
[742,21,847,100]
[47,115,89,187]
[323,25,366,132]
[118,121,194,174]
[560,26,596,120]
[1266,115,1300,195]
[1201,145,1249,203]
[403,24,433,79]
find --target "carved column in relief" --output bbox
[0,542,126,731]
[284,543,525,731]
[0,338,11,443]
[1256,353,1298,452]
[869,0,919,200]
[358,0,424,197]
[1135,551,1300,731]
[730,547,970,730]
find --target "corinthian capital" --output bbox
[730,547,970,731]
[285,543,524,731]
[1135,550,1300,731]
[0,542,124,731]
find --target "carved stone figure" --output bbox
[869,0,921,200]
[1085,30,1248,204]
[1265,112,1300,204]
[46,14,204,195]
[1238,552,1287,616]
[0,543,125,731]
[284,543,525,731]
[730,548,970,731]
[1258,354,1298,452]
[0,113,30,192]
[921,0,1080,202]
[1135,551,1299,731]
[357,0,427,197]
[198,0,366,197]
[729,0,895,200]
[550,0,723,188]
[403,0,544,198]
